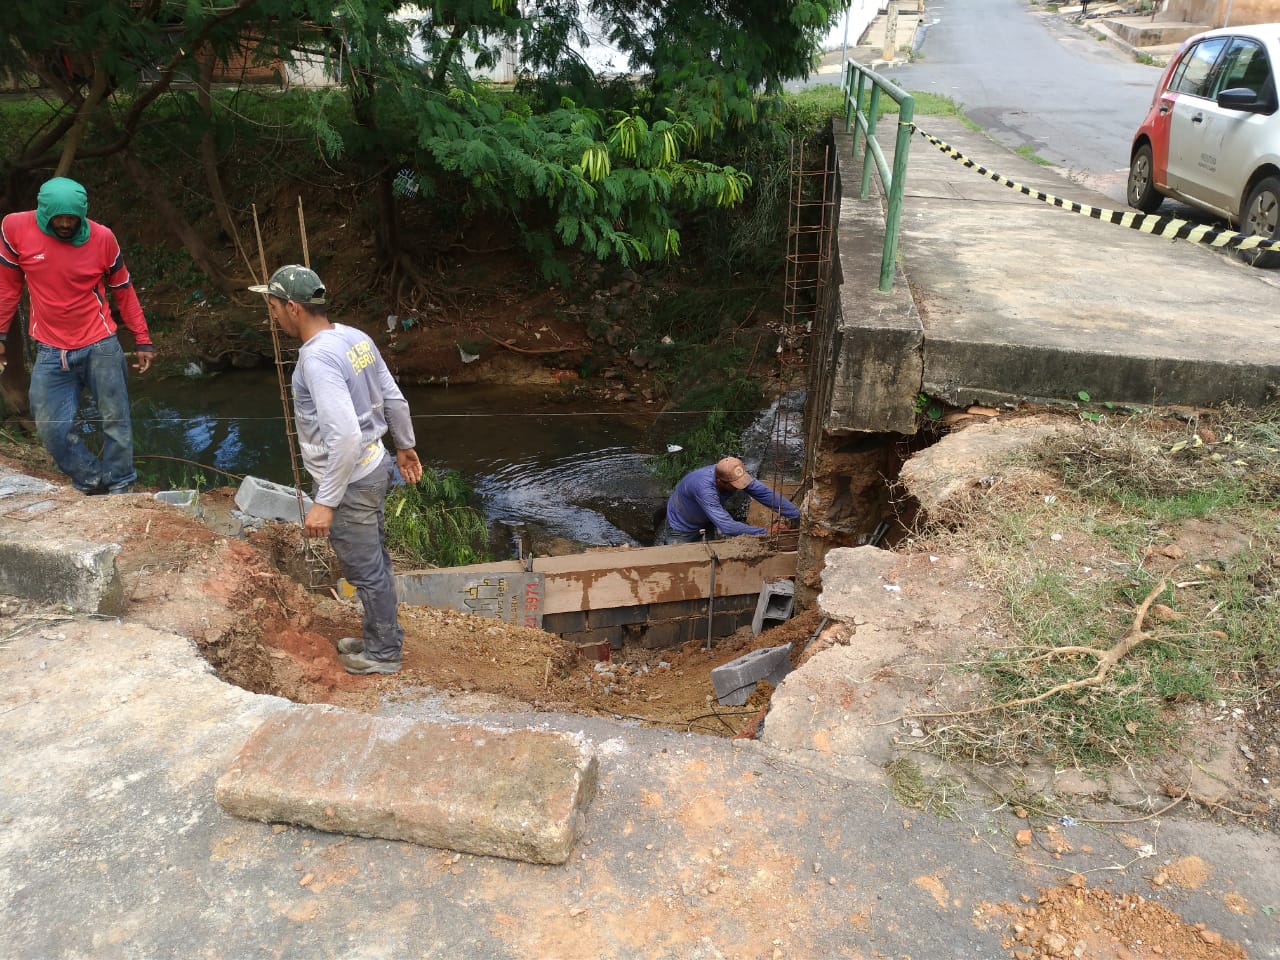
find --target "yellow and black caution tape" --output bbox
[908,123,1280,254]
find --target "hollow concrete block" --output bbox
[154,489,201,518]
[711,643,793,706]
[752,579,796,635]
[234,476,312,524]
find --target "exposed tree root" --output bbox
[878,579,1168,725]
[482,332,578,355]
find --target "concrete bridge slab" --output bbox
[216,709,598,865]
[830,116,1280,421]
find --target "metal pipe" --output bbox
[705,541,718,650]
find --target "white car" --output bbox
[1127,23,1280,265]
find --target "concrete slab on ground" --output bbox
[216,709,597,864]
[832,115,1280,418]
[5,613,1278,959]
[0,467,124,613]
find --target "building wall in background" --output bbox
[1165,0,1280,26]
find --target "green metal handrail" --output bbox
[843,62,914,292]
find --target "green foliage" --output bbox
[915,406,1280,775]
[1015,144,1053,166]
[653,409,743,488]
[384,468,491,568]
[884,756,963,819]
[1,0,844,282]
[125,242,203,292]
[914,392,943,420]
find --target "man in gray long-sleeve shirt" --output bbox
[251,265,423,675]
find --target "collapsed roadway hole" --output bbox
[184,427,935,737]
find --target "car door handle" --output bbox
[1191,114,1204,123]
[1159,104,1171,114]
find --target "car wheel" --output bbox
[1239,175,1280,268]
[1127,144,1163,213]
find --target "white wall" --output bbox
[823,0,885,52]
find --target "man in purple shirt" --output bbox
[659,456,800,544]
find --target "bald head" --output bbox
[714,457,751,490]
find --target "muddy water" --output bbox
[130,371,667,549]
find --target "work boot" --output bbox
[336,637,364,655]
[338,652,400,675]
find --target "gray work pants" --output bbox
[328,456,404,662]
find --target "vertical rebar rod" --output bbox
[252,204,311,544]
[772,140,835,552]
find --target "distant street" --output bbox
[885,0,1164,198]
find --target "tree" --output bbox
[0,0,310,291]
[0,0,846,289]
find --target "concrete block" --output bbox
[561,625,623,649]
[712,593,759,614]
[0,467,57,499]
[640,618,695,649]
[711,643,793,706]
[234,475,312,524]
[0,536,123,615]
[574,640,612,662]
[216,709,598,865]
[587,604,650,628]
[647,598,704,621]
[4,499,57,520]
[711,609,755,636]
[542,610,588,634]
[153,489,201,518]
[752,579,796,635]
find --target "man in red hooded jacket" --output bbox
[0,177,155,494]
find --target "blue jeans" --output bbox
[655,523,708,545]
[29,337,136,494]
[327,456,404,663]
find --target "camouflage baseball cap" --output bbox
[248,264,326,304]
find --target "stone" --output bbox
[0,536,123,615]
[216,708,598,865]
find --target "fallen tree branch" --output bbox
[875,579,1168,725]
[482,332,579,355]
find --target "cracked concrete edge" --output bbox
[0,536,124,615]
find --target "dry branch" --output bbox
[879,579,1169,725]
[482,333,578,355]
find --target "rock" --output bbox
[898,415,1079,515]
[1040,932,1069,957]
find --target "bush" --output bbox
[385,468,491,568]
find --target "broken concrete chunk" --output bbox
[215,709,598,865]
[711,644,793,706]
[0,536,123,615]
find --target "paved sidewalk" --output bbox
[830,113,1280,425]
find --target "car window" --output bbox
[1213,37,1274,97]
[1171,37,1230,97]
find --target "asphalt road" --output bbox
[885,0,1164,191]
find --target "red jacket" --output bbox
[0,211,151,351]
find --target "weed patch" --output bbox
[908,407,1280,776]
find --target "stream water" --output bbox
[128,370,669,550]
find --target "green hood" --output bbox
[36,177,90,246]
